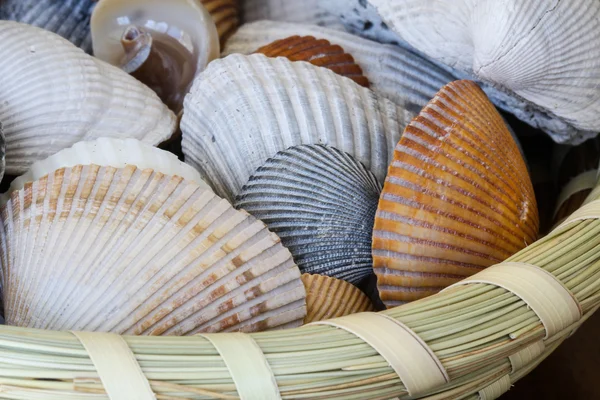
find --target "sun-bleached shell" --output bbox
[224,21,456,109]
[328,0,600,144]
[0,140,306,334]
[181,53,414,201]
[202,0,239,45]
[235,145,381,285]
[242,0,344,30]
[373,80,539,306]
[0,21,176,175]
[302,274,374,324]
[0,0,96,53]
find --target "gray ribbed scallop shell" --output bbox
[235,145,382,285]
[0,0,95,53]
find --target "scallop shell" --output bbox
[224,21,457,109]
[0,0,96,53]
[373,80,539,306]
[0,21,176,175]
[0,138,306,334]
[302,274,374,324]
[181,53,414,202]
[235,145,382,284]
[255,35,369,87]
[332,0,600,145]
[242,0,344,30]
[202,0,239,45]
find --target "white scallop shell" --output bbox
[235,145,381,285]
[181,53,414,201]
[0,139,306,334]
[242,0,344,30]
[223,20,457,109]
[328,0,600,144]
[0,21,177,175]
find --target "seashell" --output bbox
[302,274,374,324]
[327,0,600,145]
[0,0,96,53]
[0,138,307,334]
[181,53,414,202]
[0,21,176,176]
[372,80,539,306]
[224,20,457,109]
[0,124,5,183]
[201,0,239,46]
[242,0,344,30]
[91,0,220,113]
[235,145,382,284]
[255,35,369,87]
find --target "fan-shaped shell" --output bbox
[202,0,239,45]
[302,274,374,323]
[224,21,457,110]
[255,35,369,87]
[242,0,343,30]
[181,53,413,201]
[235,145,381,284]
[0,0,96,53]
[373,80,539,306]
[0,138,306,334]
[337,0,600,144]
[0,21,176,175]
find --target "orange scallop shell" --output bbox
[255,35,369,87]
[302,274,374,323]
[201,0,238,46]
[372,80,539,306]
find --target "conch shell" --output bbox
[91,0,220,113]
[0,21,176,175]
[373,80,539,306]
[0,138,307,334]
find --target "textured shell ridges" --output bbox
[202,0,239,45]
[242,0,344,30]
[0,21,177,175]
[1,162,306,334]
[181,53,414,201]
[224,21,457,110]
[235,145,382,285]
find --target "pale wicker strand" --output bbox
[557,198,600,229]
[71,331,156,400]
[478,374,511,400]
[554,170,597,217]
[310,313,448,396]
[508,341,545,373]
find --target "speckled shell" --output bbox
[0,139,306,334]
[0,21,176,175]
[242,0,343,30]
[302,274,374,324]
[223,21,456,109]
[373,80,539,306]
[327,0,600,145]
[202,0,239,45]
[181,53,413,202]
[255,35,369,87]
[0,0,96,53]
[235,145,382,284]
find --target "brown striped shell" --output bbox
[372,80,539,306]
[201,0,239,46]
[255,35,369,87]
[302,274,374,323]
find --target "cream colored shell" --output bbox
[0,21,176,175]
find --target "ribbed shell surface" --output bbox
[223,21,456,109]
[202,0,239,45]
[0,0,95,53]
[235,145,382,284]
[181,53,413,202]
[242,0,344,30]
[373,80,539,306]
[0,21,176,175]
[0,165,306,334]
[302,274,374,324]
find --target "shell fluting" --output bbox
[201,0,239,46]
[0,21,176,175]
[242,0,344,30]
[1,150,306,334]
[255,35,369,87]
[235,145,382,285]
[302,274,374,324]
[373,80,539,306]
[181,53,413,202]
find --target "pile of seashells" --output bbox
[0,0,596,335]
